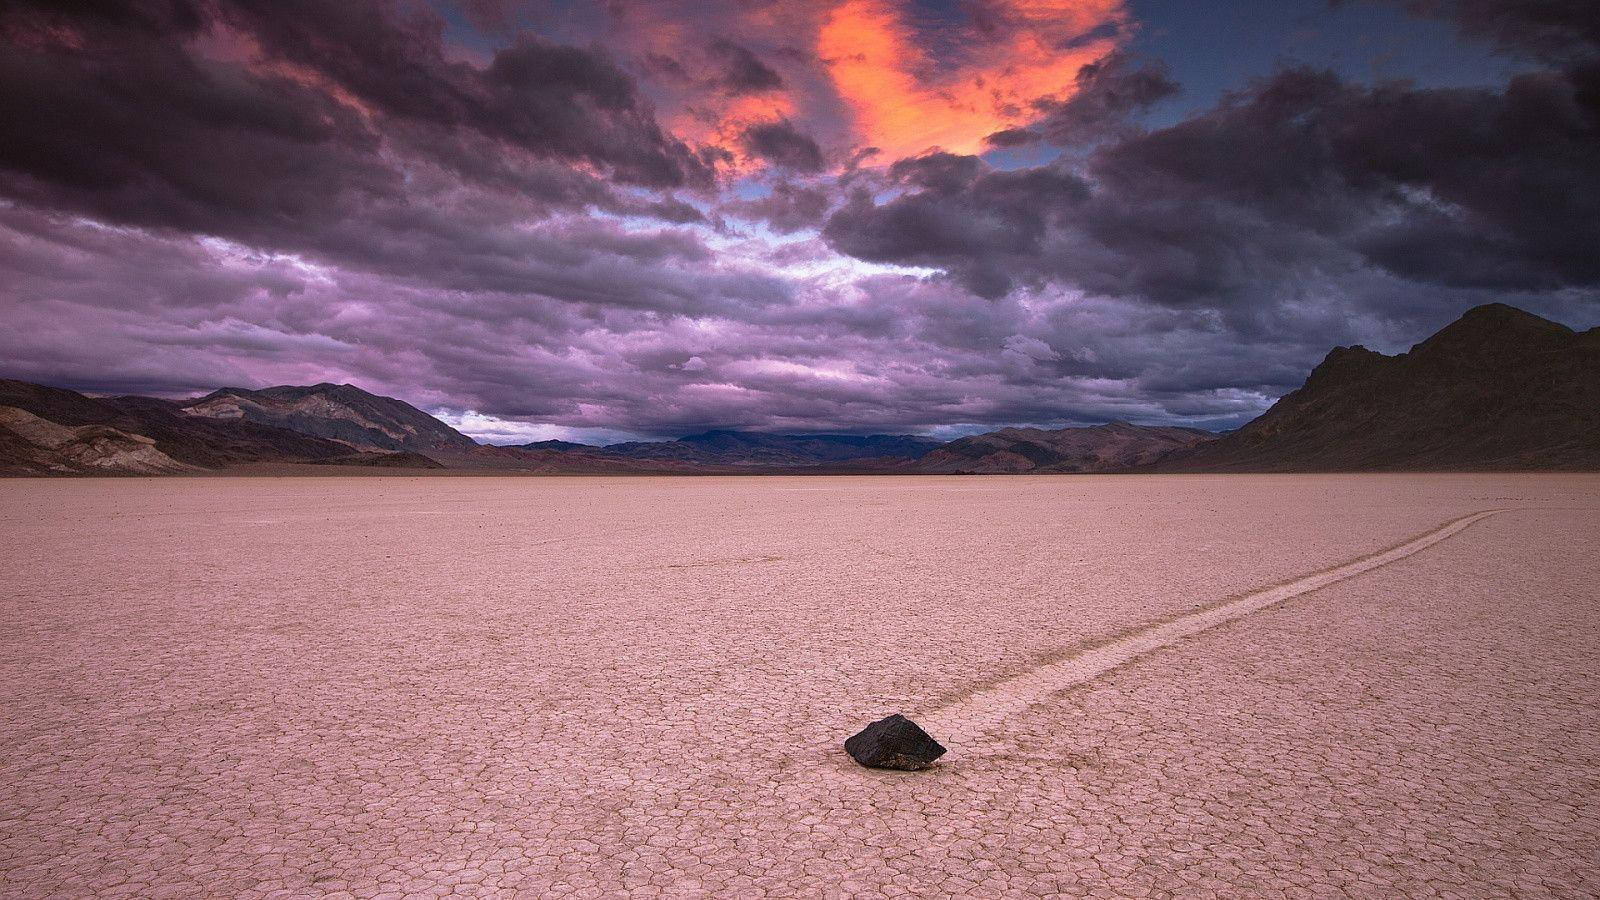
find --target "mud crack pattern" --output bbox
[2,475,1597,897]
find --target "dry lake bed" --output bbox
[2,474,1598,898]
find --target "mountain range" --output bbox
[0,379,442,476]
[592,431,945,467]
[914,422,1216,474]
[2,304,1594,476]
[1155,304,1599,472]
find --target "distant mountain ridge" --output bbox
[4,303,1595,476]
[595,430,945,467]
[181,383,477,454]
[515,425,1203,472]
[914,422,1217,474]
[1157,304,1600,471]
[520,439,591,452]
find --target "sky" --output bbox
[1,0,1596,444]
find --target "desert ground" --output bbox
[2,474,1597,898]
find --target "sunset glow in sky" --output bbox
[1,0,1597,442]
[817,0,1124,158]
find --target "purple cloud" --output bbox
[0,0,1597,440]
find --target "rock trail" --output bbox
[915,509,1504,750]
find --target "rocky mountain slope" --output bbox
[911,421,1216,473]
[1157,304,1600,471]
[0,404,195,475]
[181,383,478,454]
[0,380,439,475]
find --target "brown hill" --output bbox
[0,380,439,475]
[1157,304,1600,471]
[913,421,1216,473]
[181,383,478,454]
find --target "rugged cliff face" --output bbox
[1157,304,1600,471]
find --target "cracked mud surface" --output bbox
[2,474,1597,897]
[918,509,1504,747]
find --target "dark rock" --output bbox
[844,714,947,770]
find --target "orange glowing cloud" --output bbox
[580,2,820,174]
[571,0,1127,175]
[667,91,800,166]
[818,0,1125,160]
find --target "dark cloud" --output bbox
[739,120,826,172]
[7,192,1594,440]
[1369,0,1600,64]
[456,0,517,33]
[1032,51,1181,145]
[219,0,709,188]
[634,197,707,225]
[709,38,784,95]
[0,200,1300,437]
[889,153,986,193]
[2,0,1598,441]
[983,127,1042,148]
[0,0,729,316]
[0,0,208,43]
[825,155,1087,298]
[826,59,1600,301]
[0,29,393,239]
[0,0,708,248]
[725,181,832,234]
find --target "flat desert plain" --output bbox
[2,474,1598,898]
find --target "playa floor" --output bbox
[2,474,1598,897]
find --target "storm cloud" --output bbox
[1,0,1597,440]
[710,38,785,95]
[825,49,1600,306]
[739,120,827,172]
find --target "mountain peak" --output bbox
[302,382,371,397]
[1303,344,1387,391]
[1159,303,1599,471]
[180,382,475,453]
[1457,302,1555,325]
[1412,304,1572,355]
